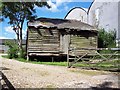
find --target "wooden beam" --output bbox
[95,51,108,61]
[70,48,120,51]
[67,52,69,68]
[68,53,88,68]
[29,53,61,56]
[28,51,63,53]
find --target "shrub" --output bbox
[98,29,116,48]
[5,40,19,59]
[19,46,26,59]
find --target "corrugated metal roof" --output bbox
[28,17,97,33]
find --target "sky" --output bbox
[0,0,93,39]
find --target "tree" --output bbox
[0,0,3,22]
[1,1,50,56]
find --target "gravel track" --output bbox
[0,55,119,89]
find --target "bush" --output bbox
[5,40,19,59]
[98,29,116,48]
[19,46,26,59]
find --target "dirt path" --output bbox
[0,55,119,89]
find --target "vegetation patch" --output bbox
[98,29,116,48]
[73,59,120,72]
[5,40,19,59]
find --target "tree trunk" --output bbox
[19,20,24,58]
[20,27,23,50]
[17,29,20,49]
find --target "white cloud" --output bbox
[47,0,59,12]
[35,0,73,12]
[56,0,72,6]
[63,5,69,11]
[22,29,27,39]
[47,0,73,12]
[4,26,26,39]
[4,26,15,34]
[0,36,8,39]
[4,26,16,39]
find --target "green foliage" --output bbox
[1,1,50,52]
[0,0,3,22]
[2,2,49,25]
[0,1,2,14]
[5,40,19,59]
[19,46,26,59]
[98,29,116,48]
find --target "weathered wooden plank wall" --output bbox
[28,28,60,53]
[69,35,97,55]
[27,27,97,57]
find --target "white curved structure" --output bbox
[65,7,88,23]
[65,1,120,46]
[88,0,120,46]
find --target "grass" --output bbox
[74,60,120,72]
[2,55,67,66]
[31,62,67,66]
[2,55,120,72]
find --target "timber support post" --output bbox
[67,53,70,68]
[52,57,54,62]
[27,55,29,61]
[67,46,70,68]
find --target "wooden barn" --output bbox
[26,17,98,60]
